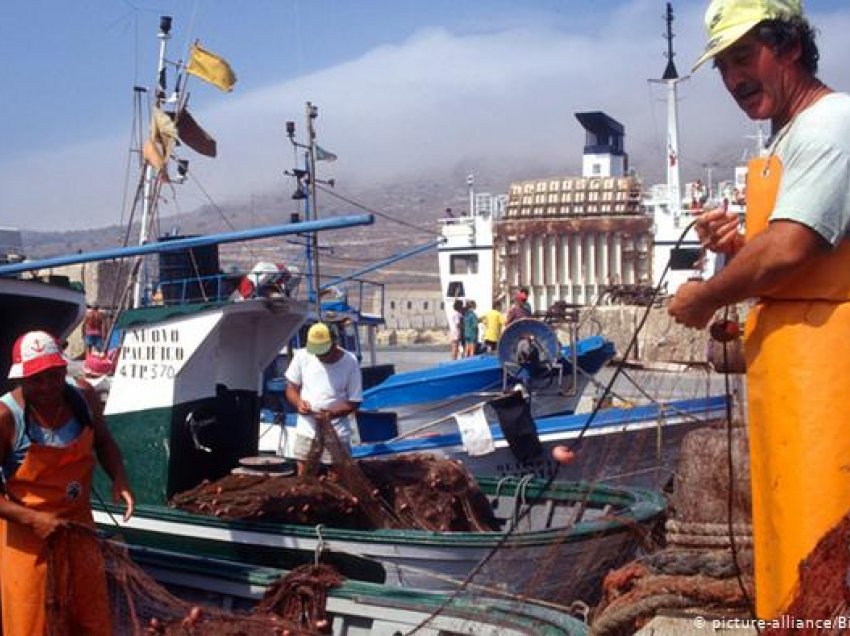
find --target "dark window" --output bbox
[446,281,465,297]
[390,301,396,309]
[450,254,478,274]
[407,301,412,310]
[423,301,429,310]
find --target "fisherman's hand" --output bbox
[29,510,69,541]
[668,280,717,329]
[696,208,744,255]
[297,399,312,415]
[113,479,135,522]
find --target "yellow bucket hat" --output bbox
[693,0,803,71]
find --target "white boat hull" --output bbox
[95,478,665,605]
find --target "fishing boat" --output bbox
[95,464,664,605]
[260,324,617,455]
[79,228,661,609]
[358,331,614,418]
[0,227,86,392]
[350,395,727,487]
[82,239,661,607]
[123,543,591,635]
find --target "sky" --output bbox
[1,0,849,232]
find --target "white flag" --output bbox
[455,406,495,457]
[315,145,337,162]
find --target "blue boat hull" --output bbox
[360,335,614,414]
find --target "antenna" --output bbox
[286,104,335,319]
[649,2,687,221]
[662,3,679,80]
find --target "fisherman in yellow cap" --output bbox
[668,0,850,618]
[284,323,362,476]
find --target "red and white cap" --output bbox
[8,330,68,379]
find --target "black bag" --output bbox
[488,391,542,462]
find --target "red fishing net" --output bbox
[44,526,342,635]
[171,450,499,532]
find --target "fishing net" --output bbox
[358,454,499,531]
[762,512,850,636]
[587,425,755,634]
[171,449,500,532]
[44,525,342,635]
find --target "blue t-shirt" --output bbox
[0,385,86,480]
[463,310,479,341]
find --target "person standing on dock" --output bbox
[449,299,464,360]
[463,300,480,357]
[506,288,532,325]
[285,323,362,476]
[668,0,850,618]
[0,330,134,636]
[82,304,106,354]
[480,301,506,352]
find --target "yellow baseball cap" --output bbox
[306,323,333,356]
[693,0,803,71]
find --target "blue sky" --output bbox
[1,0,849,231]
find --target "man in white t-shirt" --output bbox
[284,323,362,475]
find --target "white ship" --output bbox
[438,110,654,324]
[437,3,752,318]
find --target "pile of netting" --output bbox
[591,549,754,635]
[589,425,755,635]
[762,512,850,636]
[45,526,344,635]
[171,417,499,532]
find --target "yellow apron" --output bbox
[744,155,850,618]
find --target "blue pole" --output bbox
[0,215,374,276]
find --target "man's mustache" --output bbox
[732,82,761,101]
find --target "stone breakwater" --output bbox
[376,304,750,365]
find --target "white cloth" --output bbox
[449,310,462,341]
[454,406,495,457]
[285,348,362,446]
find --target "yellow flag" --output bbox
[186,41,236,92]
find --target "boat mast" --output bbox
[286,103,326,319]
[305,102,322,319]
[662,3,683,222]
[133,16,173,308]
[467,173,475,217]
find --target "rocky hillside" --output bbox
[20,167,538,288]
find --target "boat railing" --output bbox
[438,216,475,233]
[153,270,290,306]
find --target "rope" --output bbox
[720,308,760,628]
[315,184,441,238]
[559,219,701,456]
[405,219,702,635]
[386,381,504,441]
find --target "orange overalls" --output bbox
[744,155,850,617]
[1,411,111,635]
